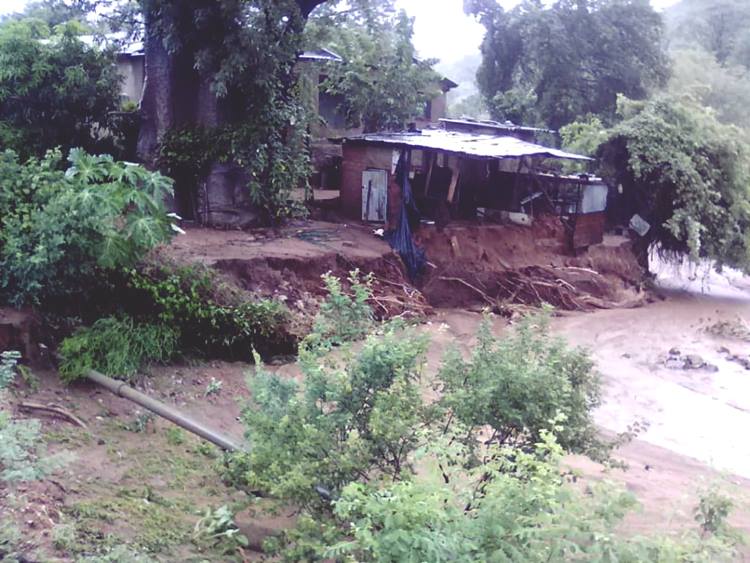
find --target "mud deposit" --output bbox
[417,219,645,311]
[167,219,646,318]
[166,220,430,324]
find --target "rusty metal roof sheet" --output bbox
[344,129,592,161]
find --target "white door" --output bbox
[361,169,388,222]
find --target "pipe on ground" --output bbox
[85,369,244,452]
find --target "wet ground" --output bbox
[7,246,750,559]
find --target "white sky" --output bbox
[0,0,683,69]
[397,0,683,66]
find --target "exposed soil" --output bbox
[417,219,646,311]
[5,221,750,560]
[165,220,430,325]
[165,218,647,322]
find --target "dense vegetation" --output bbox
[563,96,750,270]
[304,0,440,132]
[467,0,669,129]
[0,149,175,307]
[0,20,122,159]
[227,279,741,561]
[0,0,748,560]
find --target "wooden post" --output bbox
[447,156,461,203]
[424,151,435,195]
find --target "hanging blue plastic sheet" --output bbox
[384,149,427,280]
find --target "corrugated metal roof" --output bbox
[344,129,592,161]
[298,48,344,62]
[440,118,553,134]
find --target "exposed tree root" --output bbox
[18,402,87,428]
[438,264,647,315]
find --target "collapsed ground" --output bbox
[165,217,647,320]
[3,218,750,560]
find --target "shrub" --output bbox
[59,317,178,383]
[0,149,175,307]
[307,270,374,350]
[241,321,431,509]
[439,309,605,458]
[0,351,65,482]
[0,20,122,160]
[192,505,249,556]
[233,280,741,560]
[125,261,293,359]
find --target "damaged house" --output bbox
[334,118,646,311]
[339,118,609,253]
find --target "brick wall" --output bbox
[341,143,401,227]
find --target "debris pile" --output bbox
[435,265,645,314]
[663,348,718,372]
[417,221,647,314]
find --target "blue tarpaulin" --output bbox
[385,149,427,280]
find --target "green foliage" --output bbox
[204,378,223,397]
[305,3,441,132]
[231,280,743,560]
[585,95,750,270]
[126,261,293,358]
[58,316,178,382]
[0,350,21,390]
[145,0,316,223]
[695,486,735,536]
[157,127,219,200]
[667,0,750,68]
[667,48,750,131]
[439,310,604,458]
[241,320,431,508]
[193,505,249,555]
[0,19,122,159]
[310,270,374,348]
[0,519,22,563]
[0,149,175,307]
[468,0,670,128]
[448,92,490,121]
[0,351,65,482]
[76,544,156,563]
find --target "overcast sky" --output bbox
[397,0,682,66]
[0,0,682,68]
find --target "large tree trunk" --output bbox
[137,0,329,226]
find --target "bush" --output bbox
[233,281,741,560]
[0,20,122,160]
[0,149,175,307]
[125,261,293,359]
[241,320,431,509]
[308,271,374,349]
[439,309,605,458]
[59,317,178,383]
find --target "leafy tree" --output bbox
[137,0,330,224]
[666,0,750,68]
[668,48,750,131]
[0,149,175,307]
[304,1,441,132]
[0,19,122,159]
[467,0,670,129]
[563,95,750,271]
[448,92,490,120]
